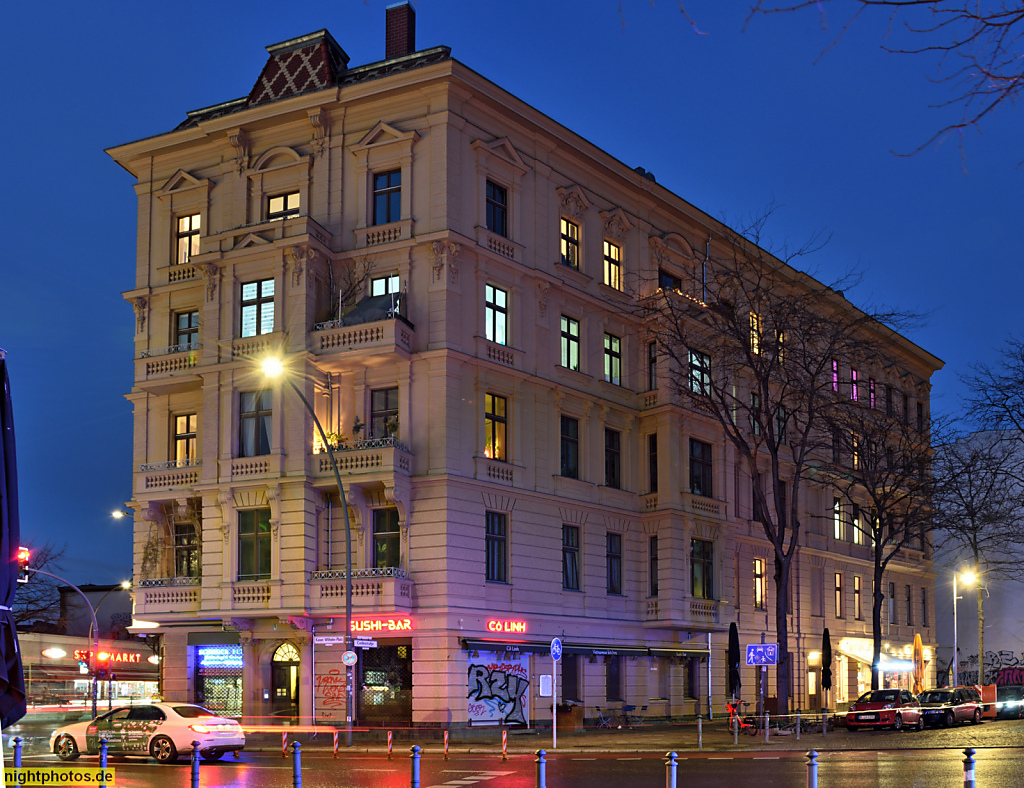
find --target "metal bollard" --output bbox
[765,712,770,743]
[410,745,422,788]
[535,749,547,788]
[733,714,738,744]
[13,736,22,768]
[807,750,819,788]
[963,747,976,788]
[823,711,827,737]
[698,715,702,749]
[665,751,678,788]
[292,741,303,788]
[99,738,109,788]
[191,741,201,788]
[796,711,801,741]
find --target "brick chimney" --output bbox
[385,2,416,60]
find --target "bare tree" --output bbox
[641,208,911,712]
[966,337,1024,433]
[819,391,939,689]
[932,430,1024,684]
[747,1,1024,154]
[13,542,67,629]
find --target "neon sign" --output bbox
[74,649,142,664]
[197,645,244,669]
[350,616,413,633]
[486,619,527,634]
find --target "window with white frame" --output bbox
[603,240,622,290]
[485,284,508,345]
[603,333,622,385]
[239,391,271,458]
[175,213,201,265]
[371,274,400,296]
[372,170,401,225]
[560,217,579,269]
[689,350,711,396]
[560,316,580,371]
[240,279,275,338]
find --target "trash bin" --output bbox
[556,703,584,733]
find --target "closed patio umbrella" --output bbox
[912,633,925,695]
[728,622,742,698]
[821,628,833,710]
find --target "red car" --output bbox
[846,689,924,731]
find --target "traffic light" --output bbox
[16,546,30,584]
[95,651,111,680]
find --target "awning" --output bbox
[461,639,708,658]
[837,648,914,672]
[650,646,711,658]
[462,639,552,655]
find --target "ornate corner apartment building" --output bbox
[107,4,942,727]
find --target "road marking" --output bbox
[617,757,643,760]
[708,757,734,760]
[572,757,597,760]
[753,757,780,760]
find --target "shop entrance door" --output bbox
[272,643,301,720]
[358,645,412,725]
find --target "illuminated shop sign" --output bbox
[486,619,527,634]
[73,650,142,664]
[350,616,413,633]
[197,645,244,669]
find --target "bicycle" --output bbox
[727,700,758,735]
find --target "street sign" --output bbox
[746,643,779,666]
[313,635,346,646]
[550,637,562,662]
[354,639,378,649]
[342,650,358,667]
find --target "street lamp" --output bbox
[953,569,976,687]
[262,356,354,746]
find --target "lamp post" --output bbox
[263,357,353,747]
[952,569,976,687]
[86,580,131,708]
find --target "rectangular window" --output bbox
[835,573,844,618]
[176,213,201,265]
[688,350,711,396]
[811,567,824,617]
[851,504,865,546]
[372,170,401,225]
[922,587,929,626]
[886,385,894,417]
[888,581,897,624]
[749,313,761,354]
[648,433,658,494]
[560,217,579,269]
[606,532,622,595]
[174,414,197,464]
[485,180,508,237]
[370,387,399,438]
[372,508,401,569]
[832,359,839,392]
[484,393,508,461]
[560,315,580,371]
[603,240,622,290]
[604,428,621,489]
[603,333,622,385]
[174,521,199,578]
[267,192,300,220]
[903,393,909,425]
[238,508,271,580]
[562,656,580,702]
[484,284,508,345]
[240,279,275,338]
[754,558,766,610]
[174,310,199,352]
[606,656,623,702]
[371,274,400,296]
[485,511,507,583]
[905,584,914,626]
[832,430,841,464]
[854,576,863,620]
[850,368,859,401]
[691,538,714,600]
[689,439,713,498]
[562,525,580,590]
[647,342,657,391]
[869,379,876,409]
[750,393,761,436]
[239,391,271,457]
[649,536,659,597]
[776,407,787,445]
[917,402,925,432]
[560,415,579,479]
[833,498,844,541]
[658,268,682,292]
[851,432,860,470]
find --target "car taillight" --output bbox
[190,724,211,734]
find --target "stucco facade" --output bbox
[107,6,941,728]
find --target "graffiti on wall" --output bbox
[956,651,1024,685]
[467,653,530,726]
[316,668,347,709]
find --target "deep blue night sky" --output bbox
[2,1,1021,583]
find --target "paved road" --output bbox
[17,747,1022,787]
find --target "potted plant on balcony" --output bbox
[384,416,399,440]
[352,416,364,442]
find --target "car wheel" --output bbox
[893,714,903,731]
[916,715,925,731]
[973,709,982,725]
[150,735,178,764]
[944,711,955,728]
[54,735,80,761]
[201,749,224,761]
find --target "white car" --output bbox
[50,703,245,764]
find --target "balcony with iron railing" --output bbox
[135,458,202,493]
[136,342,203,383]
[311,294,415,361]
[312,437,412,480]
[134,576,202,616]
[309,566,413,614]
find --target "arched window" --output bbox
[273,643,300,662]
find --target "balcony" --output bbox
[135,458,202,493]
[313,438,412,479]
[681,493,725,520]
[309,567,413,614]
[354,218,412,249]
[134,577,201,616]
[210,214,335,251]
[644,597,722,629]
[135,343,202,385]
[231,581,273,608]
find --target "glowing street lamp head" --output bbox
[120,580,132,590]
[262,357,285,378]
[961,570,977,586]
[111,510,128,519]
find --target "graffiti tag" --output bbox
[467,663,529,725]
[316,669,347,709]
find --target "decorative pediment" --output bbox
[234,489,269,508]
[650,232,697,263]
[558,507,588,525]
[157,169,210,198]
[600,207,634,242]
[603,516,631,533]
[251,146,305,172]
[352,120,420,152]
[233,233,272,251]
[482,492,516,511]
[556,184,591,219]
[471,137,531,175]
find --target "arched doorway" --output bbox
[271,643,301,719]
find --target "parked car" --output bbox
[995,686,1024,719]
[50,703,245,764]
[846,689,924,731]
[917,687,983,728]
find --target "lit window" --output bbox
[239,391,272,458]
[832,359,839,392]
[852,504,865,546]
[850,369,859,402]
[240,279,275,338]
[176,214,201,265]
[372,170,401,225]
[174,414,197,464]
[689,350,711,396]
[372,508,401,569]
[560,316,580,371]
[371,274,400,296]
[754,558,765,610]
[267,192,300,220]
[603,240,622,290]
[560,218,579,269]
[484,393,507,461]
[835,573,844,618]
[486,180,508,237]
[485,285,508,345]
[749,313,761,355]
[854,576,863,620]
[833,497,844,540]
[603,333,622,385]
